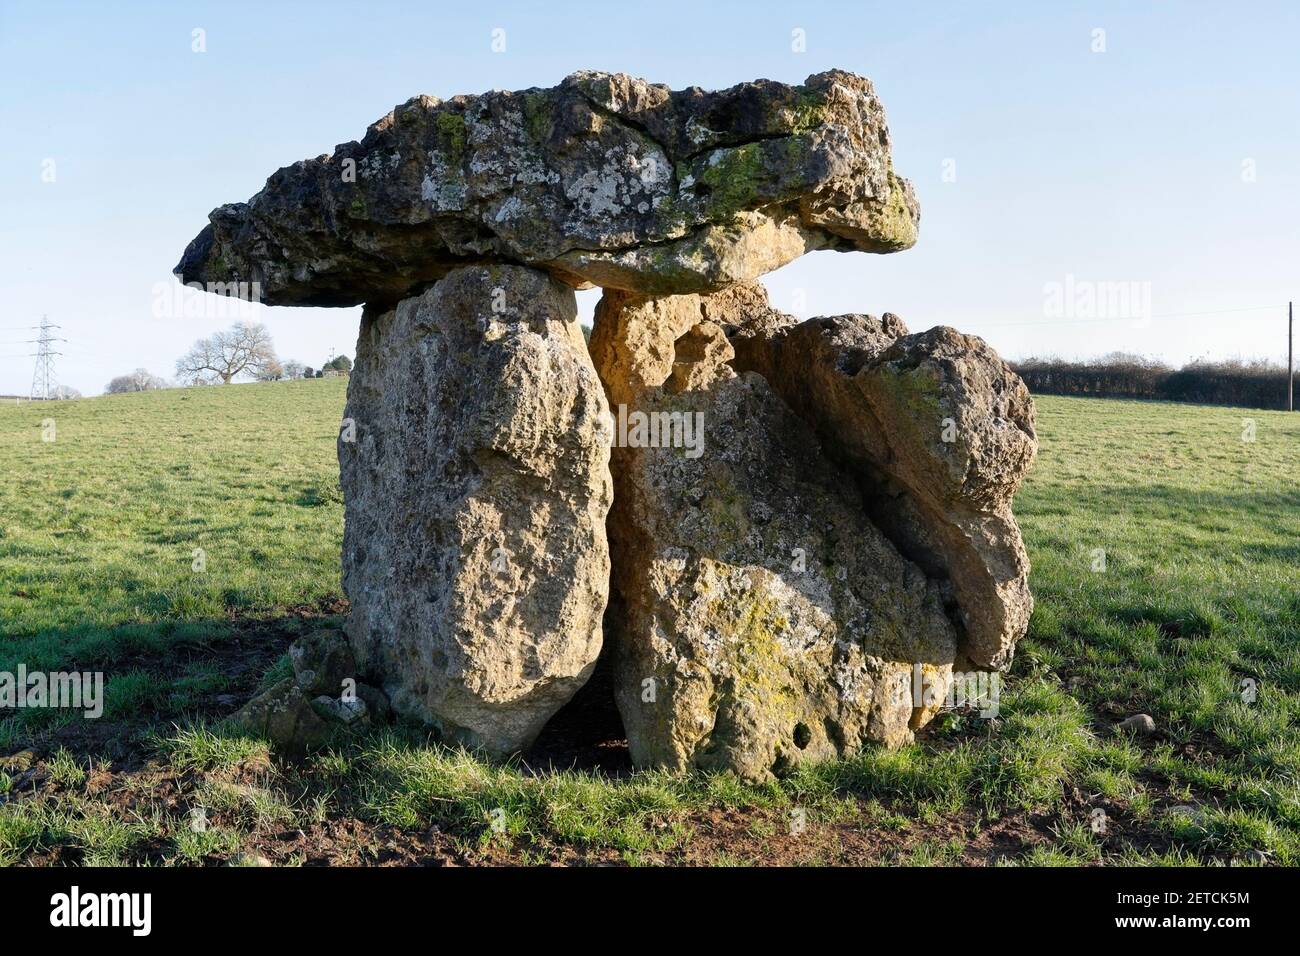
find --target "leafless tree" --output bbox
[176,322,278,384]
[105,368,169,394]
[255,357,285,382]
[282,360,306,380]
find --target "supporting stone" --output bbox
[725,300,1037,670]
[338,265,613,755]
[591,291,958,781]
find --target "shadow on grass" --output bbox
[0,610,334,763]
[1023,482,1300,516]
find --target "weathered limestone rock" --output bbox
[854,329,1036,669]
[229,680,335,755]
[312,694,369,726]
[228,630,391,753]
[289,628,356,697]
[1116,713,1157,736]
[174,68,1034,780]
[175,70,918,304]
[591,292,958,781]
[723,294,1037,670]
[339,265,613,755]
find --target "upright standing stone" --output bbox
[591,290,959,781]
[727,302,1037,671]
[339,265,613,754]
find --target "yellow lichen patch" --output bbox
[908,661,953,730]
[872,169,919,249]
[699,565,805,727]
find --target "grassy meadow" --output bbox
[1,379,1297,866]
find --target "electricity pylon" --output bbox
[30,315,63,401]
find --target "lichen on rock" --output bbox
[592,291,960,781]
[338,265,613,755]
[175,70,919,305]
[722,287,1037,672]
[175,68,1036,780]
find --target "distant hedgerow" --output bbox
[1012,353,1294,410]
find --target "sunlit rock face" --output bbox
[339,265,612,755]
[591,284,1035,780]
[177,71,1037,778]
[591,289,962,782]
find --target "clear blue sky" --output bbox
[1,0,1297,396]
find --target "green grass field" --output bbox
[1,380,1297,866]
